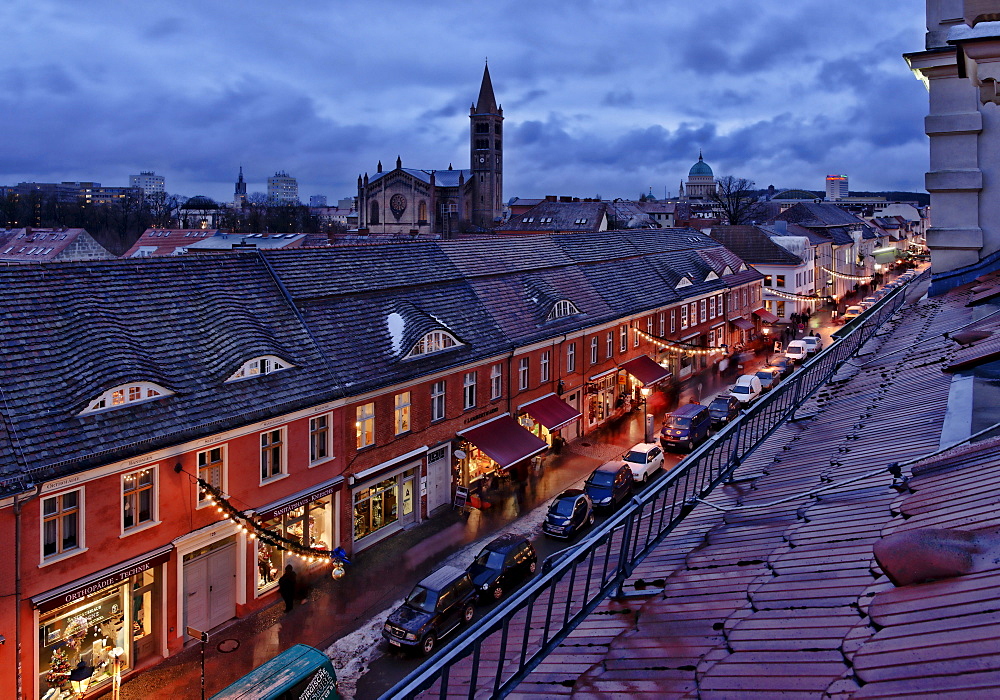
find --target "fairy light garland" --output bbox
[635,328,725,355]
[197,478,347,569]
[820,266,871,282]
[764,288,832,302]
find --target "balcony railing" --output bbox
[383,272,922,700]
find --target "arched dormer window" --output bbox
[80,381,173,415]
[405,330,461,358]
[546,299,580,321]
[226,355,292,382]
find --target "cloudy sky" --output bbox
[0,1,928,204]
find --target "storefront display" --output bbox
[586,373,619,428]
[257,497,333,592]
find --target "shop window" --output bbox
[540,351,550,383]
[356,403,375,449]
[197,447,225,504]
[777,301,786,317]
[122,468,155,532]
[430,381,446,421]
[354,477,400,540]
[566,342,577,372]
[309,414,330,463]
[258,497,333,592]
[42,489,82,559]
[463,372,477,410]
[260,429,285,482]
[490,364,502,399]
[395,392,411,433]
[518,357,529,390]
[590,337,598,365]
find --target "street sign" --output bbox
[187,626,209,643]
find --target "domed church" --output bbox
[356,65,504,237]
[680,151,717,201]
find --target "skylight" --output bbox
[405,330,462,358]
[80,381,173,415]
[226,355,293,382]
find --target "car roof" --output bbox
[735,374,759,384]
[627,442,659,453]
[709,395,737,404]
[670,403,705,417]
[556,488,585,500]
[595,460,628,474]
[417,565,469,591]
[480,532,530,554]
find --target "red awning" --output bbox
[620,354,672,386]
[460,415,549,469]
[521,394,582,431]
[731,317,754,331]
[753,308,779,323]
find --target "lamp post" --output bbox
[109,647,125,700]
[640,386,653,443]
[762,326,771,363]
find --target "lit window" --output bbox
[406,330,462,358]
[395,392,411,434]
[80,381,173,415]
[356,403,375,449]
[197,447,224,504]
[226,355,292,382]
[681,306,688,329]
[123,468,155,531]
[42,490,82,559]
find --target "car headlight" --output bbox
[481,583,490,590]
[406,632,418,641]
[383,623,391,632]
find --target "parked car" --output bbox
[584,460,634,509]
[621,442,664,483]
[382,565,478,655]
[543,489,595,539]
[729,373,763,405]
[466,533,537,602]
[660,402,713,452]
[755,366,781,391]
[770,355,795,377]
[841,305,864,323]
[708,395,741,427]
[801,335,823,354]
[860,296,878,309]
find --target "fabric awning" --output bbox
[459,415,548,469]
[753,308,779,323]
[731,317,754,331]
[620,354,672,386]
[520,394,582,431]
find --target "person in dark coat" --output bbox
[278,564,297,612]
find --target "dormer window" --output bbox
[574,218,588,225]
[80,381,173,415]
[523,217,534,223]
[226,355,292,382]
[676,277,693,288]
[547,299,580,321]
[705,271,719,281]
[406,330,462,358]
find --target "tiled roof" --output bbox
[0,228,111,262]
[709,226,804,265]
[496,201,608,232]
[367,167,469,188]
[121,229,222,257]
[489,275,1000,697]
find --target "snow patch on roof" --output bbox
[387,312,405,355]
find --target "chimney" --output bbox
[545,195,556,202]
[774,220,788,234]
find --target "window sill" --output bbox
[121,520,161,538]
[260,473,290,487]
[39,547,89,568]
[309,456,337,469]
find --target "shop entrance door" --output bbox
[183,542,236,635]
[425,446,450,514]
[563,391,580,441]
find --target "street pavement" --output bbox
[111,275,889,699]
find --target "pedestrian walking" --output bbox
[278,564,297,612]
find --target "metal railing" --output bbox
[383,272,922,700]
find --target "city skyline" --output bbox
[1,1,927,203]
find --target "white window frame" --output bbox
[394,392,412,434]
[41,488,85,563]
[356,403,375,449]
[260,427,286,483]
[646,316,653,337]
[197,445,226,507]
[700,299,707,323]
[490,364,503,400]
[620,325,628,352]
[226,355,292,382]
[606,331,613,359]
[309,413,332,465]
[540,351,550,383]
[681,306,688,330]
[121,466,158,535]
[567,342,577,373]
[431,380,446,421]
[669,310,675,334]
[406,330,462,358]
[463,372,477,410]
[80,381,172,415]
[518,357,530,390]
[590,337,598,365]
[709,296,716,318]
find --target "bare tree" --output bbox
[711,176,767,225]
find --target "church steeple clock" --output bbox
[470,64,503,230]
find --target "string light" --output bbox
[635,328,726,355]
[765,288,832,302]
[820,266,871,282]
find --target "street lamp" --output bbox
[68,661,92,698]
[109,647,125,700]
[762,326,771,363]
[640,386,652,443]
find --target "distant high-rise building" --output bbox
[309,195,327,207]
[234,166,247,208]
[826,174,849,201]
[129,171,165,197]
[268,171,298,205]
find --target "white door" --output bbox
[426,446,451,514]
[183,557,209,635]
[564,392,580,441]
[184,543,236,636]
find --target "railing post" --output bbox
[612,504,637,597]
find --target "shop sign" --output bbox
[257,480,341,521]
[34,546,172,613]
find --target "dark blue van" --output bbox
[659,403,712,452]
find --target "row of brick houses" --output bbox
[0,228,762,699]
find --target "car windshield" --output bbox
[624,450,647,463]
[709,398,731,411]
[588,471,614,487]
[550,497,576,516]
[474,550,507,569]
[666,416,692,428]
[405,585,438,613]
[756,372,772,381]
[732,385,750,394]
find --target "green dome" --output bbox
[689,153,713,177]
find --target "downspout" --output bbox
[14,483,41,700]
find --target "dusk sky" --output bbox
[1,1,928,204]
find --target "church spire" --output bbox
[474,63,498,114]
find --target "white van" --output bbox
[729,374,763,404]
[785,339,809,362]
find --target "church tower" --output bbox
[470,64,503,230]
[234,166,247,208]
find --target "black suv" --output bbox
[583,461,634,510]
[708,395,741,427]
[382,565,478,655]
[466,533,538,602]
